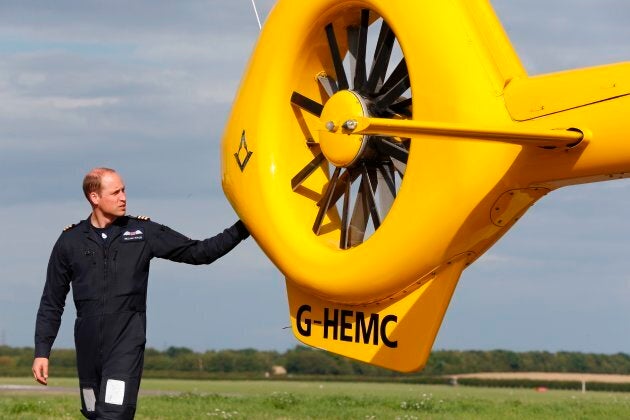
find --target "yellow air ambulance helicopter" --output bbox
[221,0,630,372]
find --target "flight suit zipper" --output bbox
[103,247,109,304]
[84,234,105,359]
[112,250,118,277]
[100,245,108,357]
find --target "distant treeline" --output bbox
[2,345,630,379]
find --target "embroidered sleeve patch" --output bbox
[105,379,125,405]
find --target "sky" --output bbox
[1,0,630,357]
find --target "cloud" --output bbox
[492,0,630,73]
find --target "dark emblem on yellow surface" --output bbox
[234,130,253,172]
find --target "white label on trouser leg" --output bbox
[82,388,96,412]
[105,379,126,405]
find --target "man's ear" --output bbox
[89,191,99,207]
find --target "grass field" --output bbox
[2,377,630,419]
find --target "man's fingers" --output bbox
[33,366,47,385]
[42,363,49,384]
[35,370,48,385]
[32,358,49,386]
[33,368,43,384]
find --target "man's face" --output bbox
[92,172,127,217]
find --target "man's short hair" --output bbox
[83,167,117,200]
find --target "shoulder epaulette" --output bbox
[63,223,77,232]
[132,215,151,221]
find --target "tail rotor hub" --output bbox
[319,90,370,168]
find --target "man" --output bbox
[32,167,250,419]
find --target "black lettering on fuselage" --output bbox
[296,304,311,337]
[380,314,398,348]
[295,305,398,348]
[356,312,379,345]
[323,308,338,340]
[340,310,353,342]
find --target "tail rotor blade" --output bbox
[291,153,326,191]
[326,23,349,91]
[365,20,395,94]
[349,176,369,246]
[352,9,369,91]
[377,162,396,216]
[362,164,381,230]
[317,74,339,98]
[391,157,407,178]
[339,176,352,249]
[374,58,410,111]
[390,97,412,116]
[313,167,342,235]
[291,92,324,117]
[375,137,409,164]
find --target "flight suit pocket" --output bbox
[71,248,99,300]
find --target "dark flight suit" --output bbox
[34,216,249,419]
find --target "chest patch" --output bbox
[122,229,144,242]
